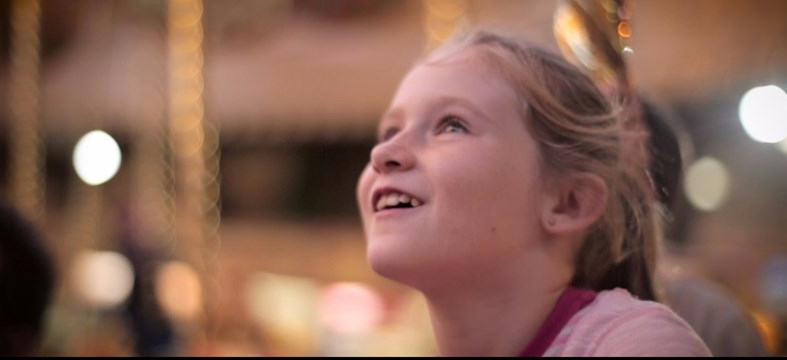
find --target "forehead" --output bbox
[390,51,519,111]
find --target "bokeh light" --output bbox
[246,272,320,355]
[318,282,384,335]
[779,138,787,156]
[71,250,135,309]
[739,85,787,143]
[155,260,203,322]
[72,130,123,186]
[684,156,731,212]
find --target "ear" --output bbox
[540,172,608,235]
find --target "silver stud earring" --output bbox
[547,217,556,226]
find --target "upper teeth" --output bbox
[375,191,422,211]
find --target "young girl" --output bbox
[356,29,711,356]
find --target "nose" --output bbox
[370,137,415,174]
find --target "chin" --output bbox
[366,242,424,287]
[366,242,399,277]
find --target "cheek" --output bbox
[356,165,374,214]
[435,152,539,231]
[443,146,536,199]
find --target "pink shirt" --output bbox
[542,288,712,356]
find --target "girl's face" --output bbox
[357,53,549,289]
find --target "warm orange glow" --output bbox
[617,21,632,38]
[424,0,468,51]
[426,0,468,20]
[750,310,781,355]
[155,261,204,322]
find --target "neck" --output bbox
[423,263,570,357]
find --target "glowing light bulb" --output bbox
[739,85,787,143]
[73,130,122,185]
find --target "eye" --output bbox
[377,126,400,143]
[436,115,469,134]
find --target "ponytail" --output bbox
[586,171,663,301]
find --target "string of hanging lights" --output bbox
[8,0,44,224]
[168,0,222,341]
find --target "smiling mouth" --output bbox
[373,190,424,212]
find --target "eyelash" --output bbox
[377,115,468,143]
[437,115,469,134]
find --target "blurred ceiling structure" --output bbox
[1,0,786,140]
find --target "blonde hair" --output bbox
[429,30,662,300]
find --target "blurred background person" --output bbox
[115,202,180,357]
[641,100,770,357]
[0,200,56,356]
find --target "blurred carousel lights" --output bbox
[72,130,123,186]
[71,250,135,309]
[684,156,731,212]
[738,85,787,144]
[553,0,633,92]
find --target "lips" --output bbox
[372,187,425,212]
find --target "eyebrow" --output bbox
[380,95,493,130]
[377,107,404,139]
[433,96,493,124]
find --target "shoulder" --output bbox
[664,275,769,356]
[552,288,712,357]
